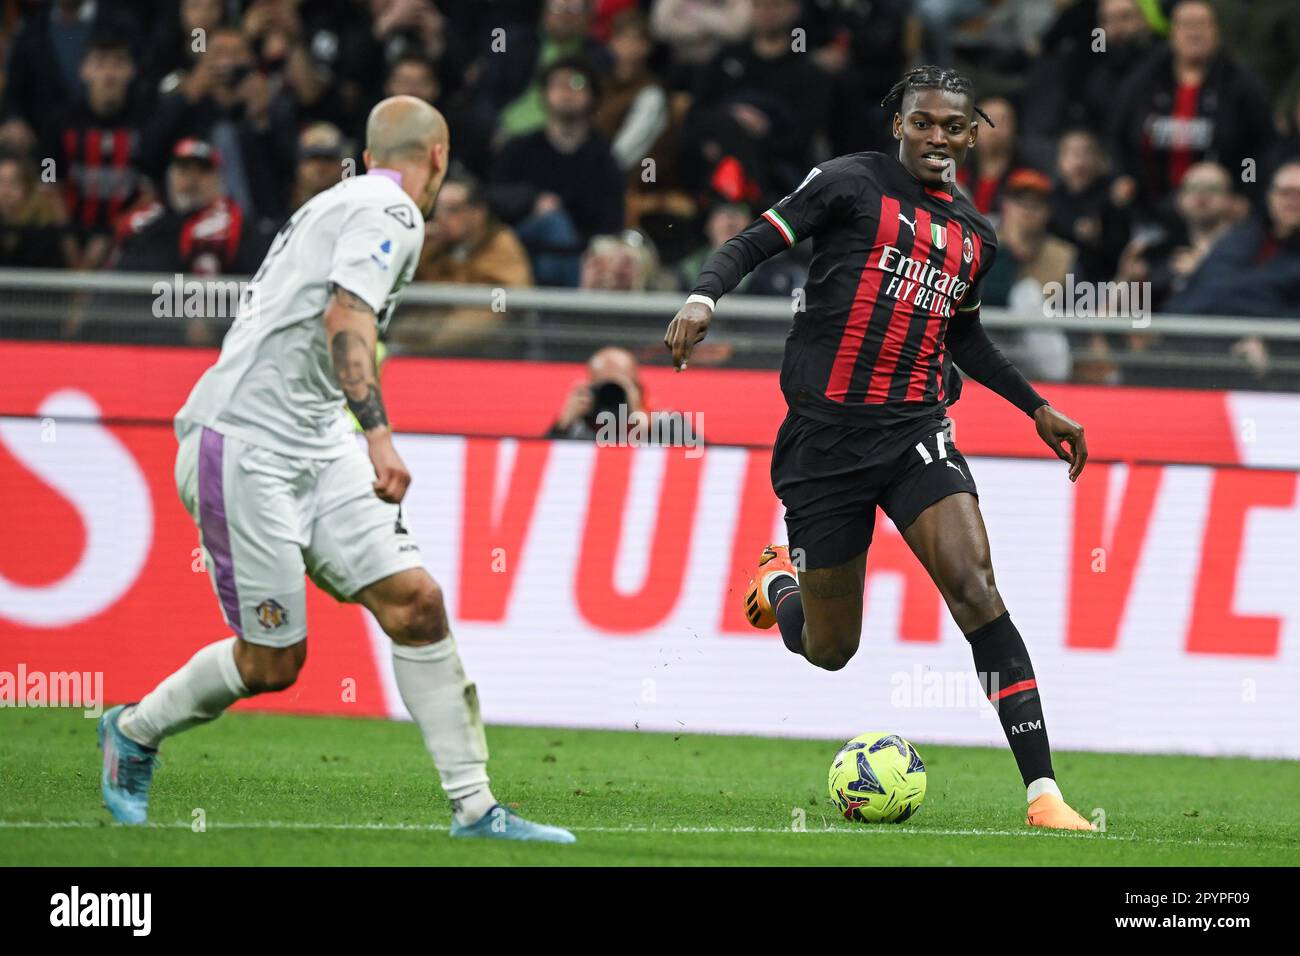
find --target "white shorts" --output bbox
[175,425,424,647]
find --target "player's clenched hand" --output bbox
[1034,405,1088,482]
[368,431,411,503]
[664,301,712,371]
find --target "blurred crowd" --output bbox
[0,0,1298,386]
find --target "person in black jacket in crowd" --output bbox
[137,25,297,229]
[1048,128,1132,282]
[490,56,625,287]
[1109,0,1275,222]
[679,0,832,206]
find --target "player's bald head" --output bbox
[365,95,447,166]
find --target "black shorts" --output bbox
[770,411,979,570]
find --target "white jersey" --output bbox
[176,170,424,458]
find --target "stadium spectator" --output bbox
[1020,0,1157,163]
[240,0,332,113]
[1109,0,1275,221]
[371,0,466,89]
[982,168,1076,381]
[1165,160,1300,323]
[956,96,1024,217]
[141,0,228,100]
[1115,161,1237,311]
[1080,160,1239,384]
[491,56,625,287]
[675,202,804,297]
[389,172,533,355]
[478,0,613,142]
[589,0,640,42]
[1126,160,1300,386]
[650,0,752,80]
[290,123,348,210]
[40,35,146,271]
[579,231,661,292]
[546,345,694,444]
[137,26,298,227]
[0,153,72,269]
[592,12,670,176]
[1048,128,1132,282]
[807,0,922,157]
[1082,0,1157,133]
[681,0,832,204]
[112,138,265,280]
[70,139,263,346]
[0,0,144,151]
[915,0,987,69]
[385,53,495,181]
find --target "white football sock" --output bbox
[1026,777,1062,804]
[119,636,249,749]
[391,635,495,825]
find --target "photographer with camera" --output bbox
[547,345,694,448]
[138,25,297,228]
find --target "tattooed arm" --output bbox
[325,282,410,502]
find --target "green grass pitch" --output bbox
[2,708,1296,866]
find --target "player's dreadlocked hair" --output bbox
[880,66,995,128]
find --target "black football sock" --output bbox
[965,611,1055,787]
[766,574,806,657]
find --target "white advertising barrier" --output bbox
[359,435,1300,760]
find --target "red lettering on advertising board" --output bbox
[458,438,551,621]
[1186,469,1296,656]
[1068,463,1163,649]
[576,446,702,632]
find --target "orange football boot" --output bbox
[742,545,798,629]
[1027,793,1097,831]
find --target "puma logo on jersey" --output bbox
[946,460,966,480]
[781,166,822,204]
[898,212,916,235]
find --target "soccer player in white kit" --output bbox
[97,96,574,843]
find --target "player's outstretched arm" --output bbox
[946,310,1087,482]
[667,160,857,371]
[665,218,787,371]
[325,281,410,503]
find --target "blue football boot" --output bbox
[97,704,159,825]
[450,804,576,844]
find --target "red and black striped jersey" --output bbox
[694,151,1000,430]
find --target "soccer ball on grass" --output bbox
[828,732,927,823]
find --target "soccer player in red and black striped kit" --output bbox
[666,67,1094,830]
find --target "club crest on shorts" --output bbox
[255,599,289,630]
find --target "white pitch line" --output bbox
[0,819,1271,849]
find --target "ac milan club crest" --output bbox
[962,234,974,263]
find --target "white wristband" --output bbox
[684,293,716,312]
